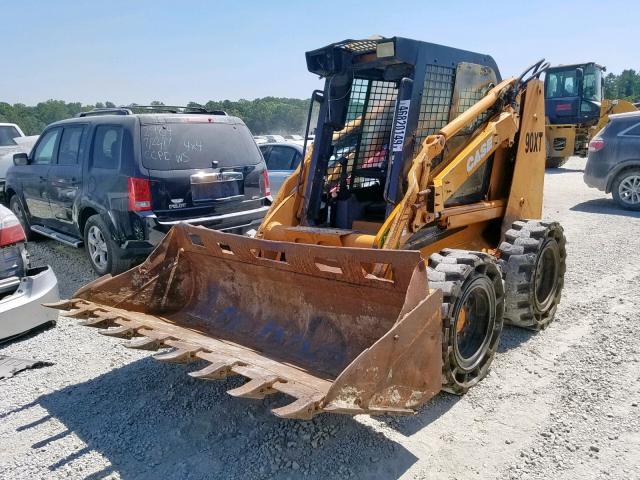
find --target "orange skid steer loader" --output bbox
[50,37,566,420]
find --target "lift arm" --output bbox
[377,79,518,249]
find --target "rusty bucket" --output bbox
[49,224,442,419]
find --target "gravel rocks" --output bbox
[0,157,639,479]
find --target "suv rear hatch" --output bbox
[139,115,268,223]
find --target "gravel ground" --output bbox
[0,156,638,479]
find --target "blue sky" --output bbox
[2,0,636,105]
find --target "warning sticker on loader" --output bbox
[392,100,411,152]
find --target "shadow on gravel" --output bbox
[545,168,584,174]
[12,357,419,480]
[497,326,536,353]
[570,198,640,218]
[378,392,460,437]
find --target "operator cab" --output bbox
[544,62,604,125]
[302,37,502,231]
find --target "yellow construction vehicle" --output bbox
[545,62,637,168]
[50,37,566,420]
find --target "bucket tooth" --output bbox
[79,314,120,328]
[43,299,80,310]
[65,306,100,319]
[125,335,168,350]
[154,347,201,363]
[99,324,137,338]
[272,396,323,420]
[227,376,281,399]
[188,360,244,380]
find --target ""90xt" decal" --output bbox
[525,131,544,153]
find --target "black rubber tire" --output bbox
[83,214,130,276]
[498,220,566,331]
[545,157,568,169]
[9,195,37,241]
[427,249,505,395]
[611,168,640,211]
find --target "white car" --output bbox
[0,124,38,193]
[258,142,303,197]
[0,205,59,341]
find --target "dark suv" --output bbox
[584,111,640,210]
[5,108,271,275]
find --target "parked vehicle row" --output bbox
[8,104,635,281]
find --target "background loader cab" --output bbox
[544,63,604,167]
[544,63,637,167]
[545,63,603,126]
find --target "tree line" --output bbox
[1,69,638,136]
[604,70,640,102]
[0,97,310,136]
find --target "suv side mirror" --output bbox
[13,152,29,166]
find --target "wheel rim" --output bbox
[618,175,640,205]
[453,277,495,372]
[533,238,560,312]
[87,225,108,270]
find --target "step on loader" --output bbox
[49,37,566,420]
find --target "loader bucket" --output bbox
[49,224,443,419]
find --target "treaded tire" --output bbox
[84,214,131,276]
[498,220,566,331]
[428,249,505,395]
[9,195,37,241]
[611,168,640,211]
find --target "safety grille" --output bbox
[415,65,455,149]
[334,39,379,54]
[327,78,398,191]
[455,84,493,135]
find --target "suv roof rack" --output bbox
[129,105,228,115]
[76,105,228,118]
[77,108,133,117]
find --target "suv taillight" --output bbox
[261,169,271,197]
[128,177,152,211]
[589,138,605,152]
[0,210,26,247]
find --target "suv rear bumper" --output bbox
[121,206,269,258]
[583,171,606,191]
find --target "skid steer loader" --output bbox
[49,37,566,420]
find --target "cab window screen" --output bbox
[444,62,497,206]
[141,123,262,170]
